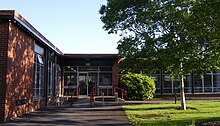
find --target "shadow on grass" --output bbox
[195,117,220,126]
[134,120,195,126]
[132,117,220,126]
[124,106,197,111]
[131,114,220,126]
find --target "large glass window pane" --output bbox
[149,75,160,93]
[37,55,43,64]
[163,75,172,93]
[36,89,39,97]
[213,74,220,92]
[47,60,54,97]
[173,77,180,93]
[37,65,41,73]
[34,44,44,55]
[88,73,97,93]
[99,67,112,71]
[40,89,44,98]
[184,75,192,93]
[56,65,61,96]
[33,53,44,100]
[204,75,212,92]
[64,73,77,86]
[194,78,203,93]
[36,74,40,88]
[99,73,112,86]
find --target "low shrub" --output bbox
[120,73,156,100]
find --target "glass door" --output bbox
[88,73,97,95]
[78,73,88,95]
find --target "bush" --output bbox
[120,73,156,100]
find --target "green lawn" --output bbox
[123,101,220,126]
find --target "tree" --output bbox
[100,0,220,110]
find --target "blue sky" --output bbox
[0,0,120,54]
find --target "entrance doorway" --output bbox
[88,73,97,95]
[78,72,97,96]
[78,73,88,95]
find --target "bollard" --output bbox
[102,92,105,105]
[115,92,118,103]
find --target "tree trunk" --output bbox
[180,63,186,110]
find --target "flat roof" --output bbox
[64,54,121,60]
[0,10,63,55]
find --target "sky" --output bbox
[0,0,120,54]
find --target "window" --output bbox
[213,73,220,92]
[56,65,61,96]
[99,73,112,86]
[47,60,54,97]
[149,75,160,93]
[99,67,112,71]
[34,44,44,55]
[184,75,192,93]
[64,73,77,86]
[194,77,203,93]
[163,75,172,93]
[37,55,44,64]
[33,51,44,100]
[204,74,212,92]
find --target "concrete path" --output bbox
[1,97,130,126]
[3,96,216,126]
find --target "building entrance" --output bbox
[78,73,88,95]
[78,72,97,96]
[63,66,114,97]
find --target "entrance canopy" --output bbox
[62,54,121,96]
[63,54,121,66]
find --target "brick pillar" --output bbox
[0,20,9,123]
[113,60,119,87]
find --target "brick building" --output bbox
[0,10,120,122]
[1,10,220,123]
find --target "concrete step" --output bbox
[63,95,126,107]
[75,96,90,103]
[70,96,91,107]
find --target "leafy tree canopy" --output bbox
[100,0,220,77]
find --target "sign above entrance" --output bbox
[86,63,90,66]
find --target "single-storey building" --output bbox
[1,10,220,123]
[0,10,120,122]
[141,70,220,97]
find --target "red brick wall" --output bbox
[113,60,119,87]
[0,20,9,123]
[4,21,37,122]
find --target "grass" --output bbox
[123,101,220,126]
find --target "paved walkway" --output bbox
[1,98,130,126]
[2,97,219,126]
